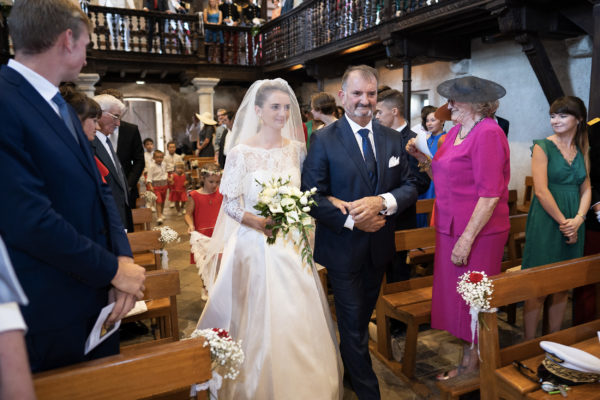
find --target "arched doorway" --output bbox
[122,97,167,151]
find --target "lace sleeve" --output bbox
[219,146,245,198]
[222,195,245,223]
[297,141,307,171]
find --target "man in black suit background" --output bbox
[99,89,145,209]
[376,89,430,282]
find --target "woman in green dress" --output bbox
[522,96,591,340]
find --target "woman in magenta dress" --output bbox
[407,76,510,379]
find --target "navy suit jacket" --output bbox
[301,117,418,273]
[0,66,131,352]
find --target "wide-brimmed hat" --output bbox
[195,112,217,125]
[433,103,452,121]
[437,76,506,103]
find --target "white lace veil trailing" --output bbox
[191,78,306,295]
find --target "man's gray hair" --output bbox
[93,94,125,114]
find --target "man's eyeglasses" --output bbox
[104,111,121,121]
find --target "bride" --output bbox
[196,79,343,399]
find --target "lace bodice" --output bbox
[220,141,306,223]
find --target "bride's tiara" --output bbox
[200,168,223,176]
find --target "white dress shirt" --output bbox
[164,152,183,173]
[343,115,398,230]
[109,127,119,152]
[147,161,168,183]
[0,302,26,333]
[7,59,60,116]
[95,131,119,168]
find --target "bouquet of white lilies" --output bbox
[254,176,317,266]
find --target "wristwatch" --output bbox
[379,195,387,212]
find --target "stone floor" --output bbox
[124,202,540,400]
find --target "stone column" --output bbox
[76,73,100,97]
[192,77,220,117]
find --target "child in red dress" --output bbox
[168,162,188,216]
[184,162,223,264]
[147,150,168,224]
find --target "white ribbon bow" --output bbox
[190,371,223,399]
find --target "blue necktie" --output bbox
[357,128,377,191]
[52,93,79,144]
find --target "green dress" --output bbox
[522,139,587,269]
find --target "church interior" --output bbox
[1,0,599,398]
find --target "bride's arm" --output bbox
[222,195,273,236]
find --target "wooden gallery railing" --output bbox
[260,0,448,65]
[0,5,259,66]
[1,1,448,67]
[86,5,260,65]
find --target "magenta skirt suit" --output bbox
[431,118,510,343]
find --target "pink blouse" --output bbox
[431,118,510,236]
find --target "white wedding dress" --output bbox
[197,141,342,400]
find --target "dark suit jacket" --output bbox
[92,137,134,232]
[116,120,144,201]
[496,116,509,137]
[396,125,431,231]
[587,122,600,232]
[144,0,168,10]
[301,117,418,273]
[0,65,131,371]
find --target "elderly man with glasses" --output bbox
[92,94,134,232]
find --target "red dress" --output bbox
[169,173,188,202]
[190,190,223,263]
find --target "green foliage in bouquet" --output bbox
[253,176,317,266]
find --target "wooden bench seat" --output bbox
[122,269,181,343]
[34,337,211,400]
[436,370,480,400]
[128,230,162,270]
[374,227,436,378]
[493,320,600,399]
[383,286,432,307]
[375,214,528,382]
[479,254,600,400]
[132,207,153,231]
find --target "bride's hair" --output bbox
[255,81,290,107]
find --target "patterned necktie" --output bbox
[52,93,79,144]
[357,128,377,191]
[106,138,128,203]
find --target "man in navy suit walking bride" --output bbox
[302,65,417,399]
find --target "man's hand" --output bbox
[106,288,137,326]
[354,214,386,232]
[349,196,383,224]
[111,256,146,299]
[327,196,351,215]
